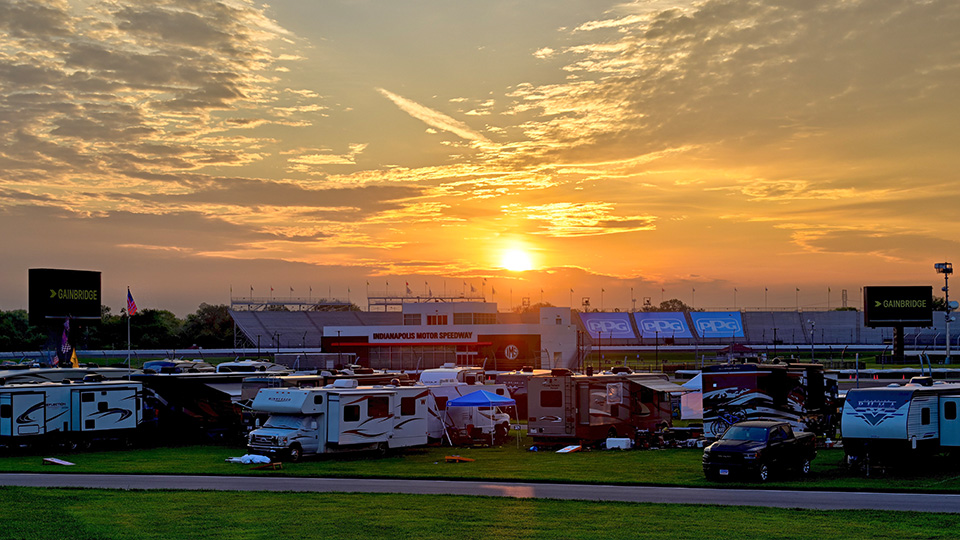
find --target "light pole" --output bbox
[935,262,955,364]
[807,320,815,362]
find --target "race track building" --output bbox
[230,300,579,372]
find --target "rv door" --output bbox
[940,396,960,448]
[327,394,340,444]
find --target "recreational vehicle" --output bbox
[526,368,683,445]
[0,380,142,447]
[247,380,430,460]
[701,363,839,439]
[495,366,551,418]
[418,364,512,443]
[841,377,960,460]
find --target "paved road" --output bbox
[2,473,959,513]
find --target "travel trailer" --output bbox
[0,380,142,447]
[842,377,960,460]
[247,380,430,460]
[418,364,512,443]
[701,363,839,439]
[526,368,684,445]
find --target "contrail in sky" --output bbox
[376,88,488,142]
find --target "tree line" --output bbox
[0,303,236,352]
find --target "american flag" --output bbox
[127,288,138,316]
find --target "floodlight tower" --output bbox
[935,262,955,364]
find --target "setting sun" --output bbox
[501,249,534,272]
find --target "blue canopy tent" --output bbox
[445,390,519,447]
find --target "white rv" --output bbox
[841,377,960,460]
[418,364,512,444]
[0,380,142,446]
[247,380,430,460]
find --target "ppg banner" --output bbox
[579,313,636,339]
[633,312,693,339]
[690,312,745,338]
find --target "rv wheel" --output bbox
[287,444,302,462]
[607,428,617,439]
[799,458,812,476]
[376,442,389,457]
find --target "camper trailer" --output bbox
[842,378,960,460]
[526,369,683,445]
[0,380,142,447]
[701,363,839,439]
[247,380,430,460]
[418,364,512,443]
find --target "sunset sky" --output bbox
[2,0,958,317]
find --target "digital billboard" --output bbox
[863,286,933,327]
[632,312,694,339]
[690,312,745,338]
[28,268,102,325]
[578,313,636,339]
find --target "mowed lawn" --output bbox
[3,437,960,492]
[1,487,958,540]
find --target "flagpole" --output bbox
[126,287,131,373]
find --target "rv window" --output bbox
[344,405,360,422]
[0,404,10,418]
[368,396,390,418]
[496,389,504,395]
[401,396,416,416]
[541,390,563,408]
[314,395,323,405]
[946,402,957,421]
[98,402,108,412]
[922,407,931,425]
[81,393,95,403]
[465,375,476,385]
[436,396,448,411]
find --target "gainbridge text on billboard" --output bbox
[28,268,102,325]
[863,286,933,327]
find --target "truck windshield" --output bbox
[721,426,768,442]
[263,415,305,430]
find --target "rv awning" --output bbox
[632,379,689,394]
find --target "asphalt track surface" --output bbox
[2,473,960,513]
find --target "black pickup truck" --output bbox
[702,420,817,482]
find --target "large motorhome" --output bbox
[842,378,960,460]
[495,367,551,419]
[0,380,142,447]
[418,364,512,444]
[247,380,430,460]
[701,363,838,439]
[526,368,684,445]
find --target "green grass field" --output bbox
[5,437,960,538]
[0,487,957,540]
[4,435,960,492]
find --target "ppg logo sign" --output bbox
[696,319,742,334]
[640,319,685,333]
[586,319,630,333]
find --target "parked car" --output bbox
[702,420,817,482]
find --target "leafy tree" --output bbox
[0,310,47,352]
[182,303,234,348]
[643,298,696,312]
[131,309,183,349]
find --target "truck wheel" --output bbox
[799,458,812,476]
[757,463,770,482]
[287,444,302,462]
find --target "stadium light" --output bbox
[935,262,954,364]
